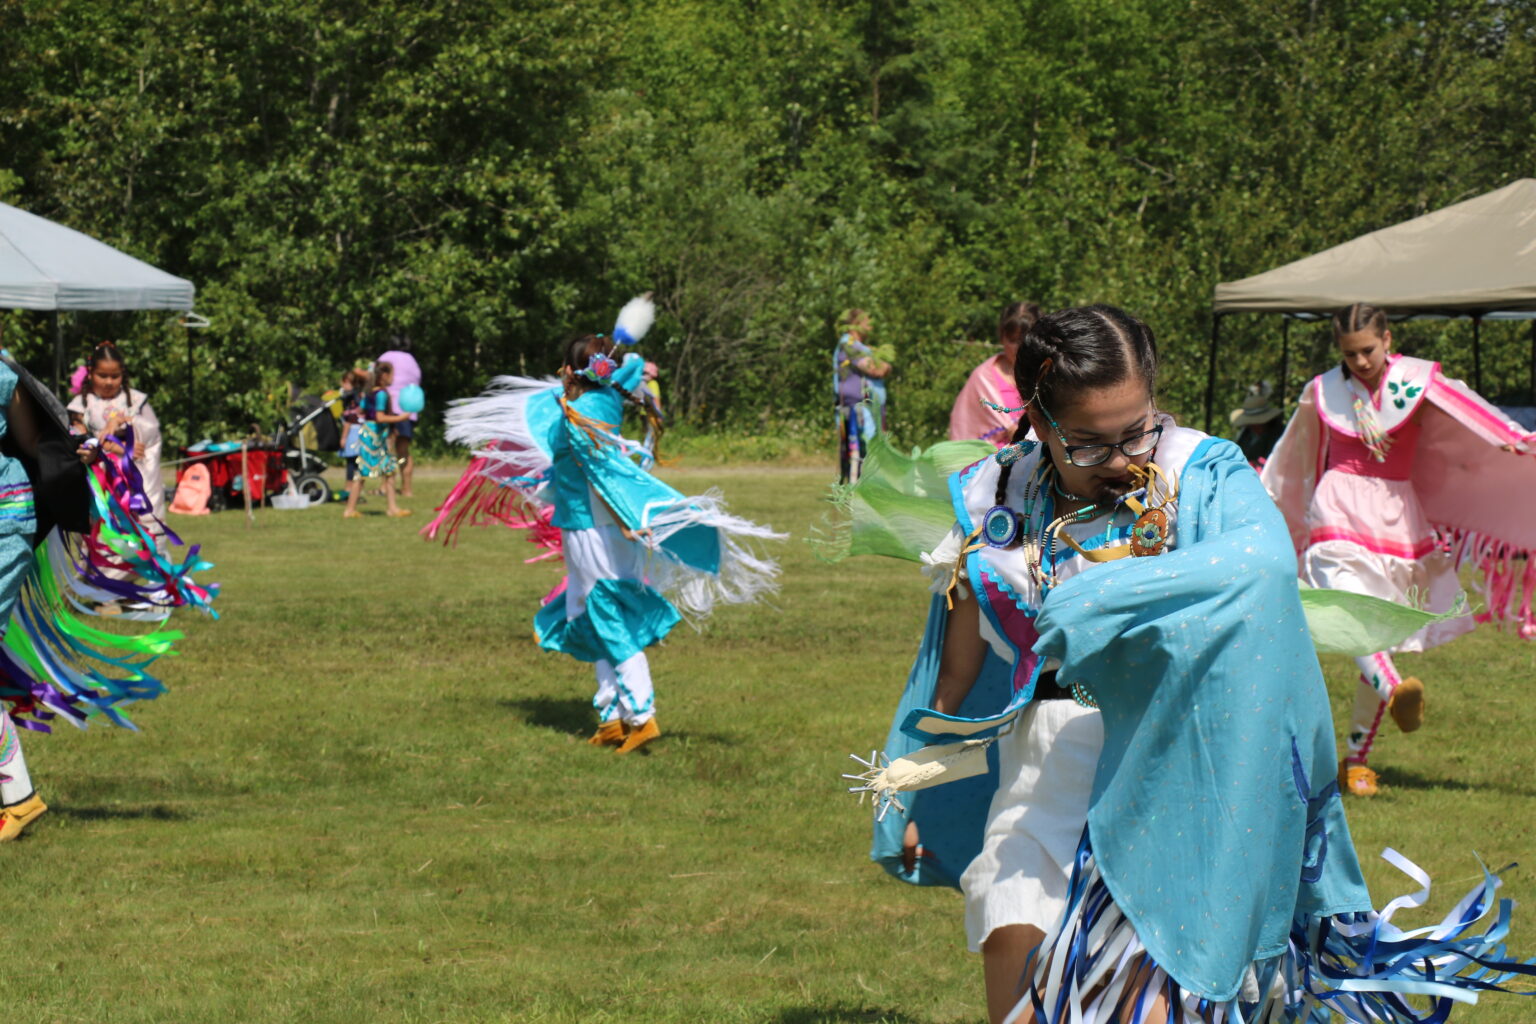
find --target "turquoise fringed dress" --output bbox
[532,355,679,668]
[0,363,40,805]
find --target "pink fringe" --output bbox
[1434,525,1536,638]
[420,457,566,605]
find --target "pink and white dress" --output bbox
[1263,353,1536,642]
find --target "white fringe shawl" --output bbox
[443,375,560,477]
[640,489,786,622]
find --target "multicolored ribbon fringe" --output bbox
[0,431,217,732]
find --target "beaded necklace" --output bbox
[986,455,1167,712]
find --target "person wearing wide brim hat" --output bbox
[1230,381,1283,465]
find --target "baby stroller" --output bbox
[174,393,342,511]
[276,392,343,504]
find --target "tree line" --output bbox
[2,0,1533,449]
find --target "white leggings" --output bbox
[592,653,655,727]
[0,710,35,806]
[1344,652,1402,763]
[565,527,656,727]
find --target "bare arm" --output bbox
[853,356,891,379]
[932,587,986,714]
[7,387,41,460]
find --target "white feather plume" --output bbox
[612,294,656,346]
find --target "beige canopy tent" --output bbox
[1205,178,1536,430]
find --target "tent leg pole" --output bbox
[1472,315,1483,394]
[1204,313,1222,434]
[1279,317,1290,415]
[186,328,195,447]
[51,312,63,396]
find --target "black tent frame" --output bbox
[1203,311,1536,434]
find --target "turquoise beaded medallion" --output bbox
[982,505,1022,548]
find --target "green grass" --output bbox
[3,461,1534,1023]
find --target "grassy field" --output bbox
[4,462,1535,1023]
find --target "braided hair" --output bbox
[997,301,1042,345]
[1007,305,1157,443]
[995,305,1159,504]
[1331,303,1391,382]
[560,334,615,400]
[86,341,133,401]
[1331,302,1388,339]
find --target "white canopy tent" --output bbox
[0,200,196,394]
[1207,179,1536,430]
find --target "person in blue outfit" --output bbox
[0,358,49,839]
[833,309,892,484]
[848,306,1531,1024]
[439,296,784,756]
[541,332,672,753]
[1,352,217,841]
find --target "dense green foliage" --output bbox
[2,0,1534,448]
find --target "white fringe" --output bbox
[641,489,785,621]
[443,375,560,475]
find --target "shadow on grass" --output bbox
[768,1007,925,1024]
[52,804,187,822]
[502,696,591,736]
[1375,764,1536,798]
[501,697,734,747]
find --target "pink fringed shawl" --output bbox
[1263,355,1536,636]
[947,355,1021,448]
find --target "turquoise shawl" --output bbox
[1034,437,1371,999]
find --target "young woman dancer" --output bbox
[432,296,783,754]
[1262,303,1536,796]
[848,305,1529,1023]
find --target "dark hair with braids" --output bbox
[561,334,615,400]
[1331,302,1389,339]
[85,341,133,400]
[997,301,1042,345]
[1004,304,1158,445]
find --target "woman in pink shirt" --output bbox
[947,302,1040,447]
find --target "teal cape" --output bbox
[526,374,763,663]
[877,437,1373,1001]
[524,383,723,575]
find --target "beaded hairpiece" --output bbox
[578,348,619,384]
[573,295,657,387]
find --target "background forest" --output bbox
[2,0,1534,449]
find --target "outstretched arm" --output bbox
[1427,368,1536,453]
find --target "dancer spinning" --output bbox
[1,354,216,840]
[845,305,1529,1023]
[1262,303,1536,797]
[431,296,783,754]
[948,301,1041,447]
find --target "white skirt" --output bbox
[960,699,1104,951]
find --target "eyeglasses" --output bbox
[1037,398,1162,468]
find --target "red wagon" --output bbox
[173,442,288,513]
